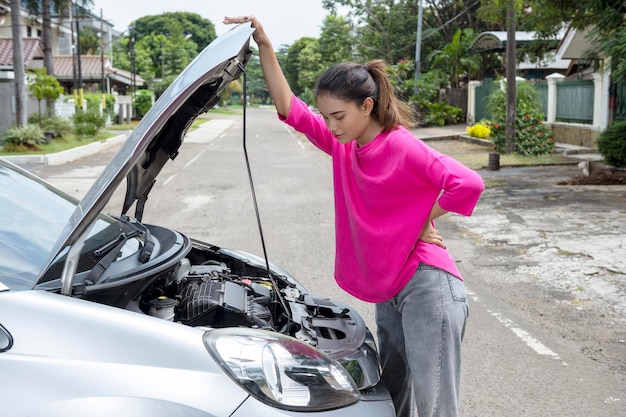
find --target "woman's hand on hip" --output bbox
[419,222,446,249]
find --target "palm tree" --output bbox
[428,28,481,88]
[11,0,27,127]
[24,0,93,115]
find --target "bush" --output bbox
[423,102,463,127]
[72,108,106,137]
[133,90,154,118]
[515,113,555,156]
[28,115,73,138]
[1,124,44,150]
[597,120,626,167]
[485,80,554,155]
[466,122,491,139]
[486,113,554,155]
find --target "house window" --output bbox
[27,26,32,37]
[37,29,42,38]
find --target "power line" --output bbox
[422,0,481,41]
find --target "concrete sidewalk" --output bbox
[1,118,235,167]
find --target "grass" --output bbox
[426,139,577,170]
[0,111,580,170]
[0,131,117,156]
[0,108,243,156]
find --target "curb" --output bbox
[2,134,127,166]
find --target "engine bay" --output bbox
[132,237,366,354]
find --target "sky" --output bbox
[90,0,330,48]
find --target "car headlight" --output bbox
[336,330,381,390]
[205,328,360,411]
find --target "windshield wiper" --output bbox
[87,216,154,285]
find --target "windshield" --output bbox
[0,160,121,290]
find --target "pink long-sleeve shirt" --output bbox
[280,95,484,302]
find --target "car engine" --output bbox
[132,238,363,355]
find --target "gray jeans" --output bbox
[376,263,468,417]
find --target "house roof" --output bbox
[53,54,108,78]
[469,30,563,53]
[557,26,596,60]
[0,38,43,67]
[518,51,571,71]
[52,54,145,85]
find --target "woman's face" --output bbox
[316,94,375,146]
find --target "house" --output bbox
[52,54,144,96]
[0,1,142,134]
[468,29,570,80]
[467,27,622,147]
[0,37,45,132]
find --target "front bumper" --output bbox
[231,382,395,417]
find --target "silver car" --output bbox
[0,22,395,416]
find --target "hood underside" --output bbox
[38,23,255,284]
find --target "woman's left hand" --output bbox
[419,222,446,249]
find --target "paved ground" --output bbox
[5,119,624,373]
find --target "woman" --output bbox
[224,16,484,417]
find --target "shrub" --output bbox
[1,124,44,151]
[466,122,491,139]
[28,115,73,138]
[515,113,555,156]
[133,90,154,118]
[485,80,554,155]
[423,102,463,127]
[83,92,116,121]
[487,79,540,119]
[72,108,106,137]
[26,68,64,120]
[597,120,626,167]
[486,113,554,155]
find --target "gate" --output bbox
[474,78,494,122]
[613,80,626,122]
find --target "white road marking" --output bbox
[185,150,205,169]
[182,195,213,212]
[162,174,177,187]
[467,289,566,366]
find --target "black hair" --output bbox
[314,59,416,130]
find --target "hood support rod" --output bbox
[239,63,292,321]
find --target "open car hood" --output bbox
[38,23,254,284]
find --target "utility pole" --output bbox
[73,1,83,107]
[505,0,517,154]
[413,0,423,96]
[100,8,105,94]
[161,41,165,79]
[129,24,136,117]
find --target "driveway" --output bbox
[435,159,626,373]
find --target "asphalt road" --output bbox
[29,107,625,416]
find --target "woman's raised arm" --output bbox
[223,16,293,118]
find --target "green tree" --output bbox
[279,15,354,105]
[113,13,209,92]
[111,35,157,90]
[294,40,325,104]
[284,38,319,99]
[337,0,419,63]
[322,0,492,66]
[524,0,626,83]
[79,26,100,55]
[132,12,216,52]
[244,52,272,105]
[317,14,354,65]
[428,28,481,87]
[27,68,64,122]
